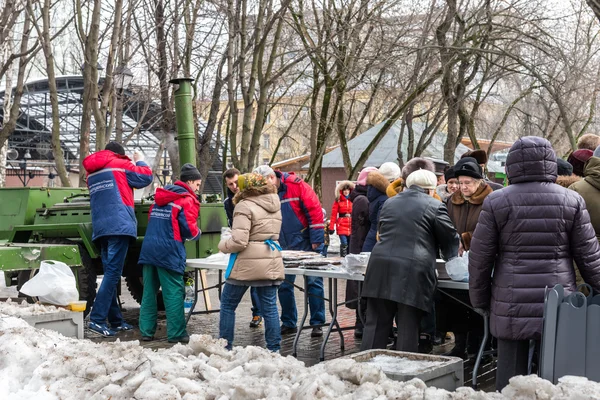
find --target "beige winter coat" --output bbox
[218,184,284,282]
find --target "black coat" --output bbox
[346,184,369,308]
[224,189,235,227]
[348,184,370,254]
[362,186,459,312]
[470,136,600,340]
[361,171,390,253]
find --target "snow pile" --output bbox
[2,317,600,399]
[0,298,63,316]
[365,355,444,375]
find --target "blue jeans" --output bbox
[219,283,281,352]
[339,235,349,246]
[90,236,129,326]
[279,274,326,328]
[251,287,261,317]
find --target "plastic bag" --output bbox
[445,251,469,282]
[20,260,79,306]
[341,253,370,274]
[221,227,232,241]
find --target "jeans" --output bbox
[279,274,326,328]
[90,236,129,326]
[250,287,261,317]
[339,235,349,246]
[219,283,281,352]
[139,265,186,340]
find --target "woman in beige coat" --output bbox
[218,173,284,352]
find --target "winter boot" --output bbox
[340,244,348,258]
[443,332,468,360]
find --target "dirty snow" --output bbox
[0,298,63,316]
[1,317,600,399]
[365,354,444,375]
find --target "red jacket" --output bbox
[329,181,355,236]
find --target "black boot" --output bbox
[443,333,468,360]
[340,244,348,258]
[418,334,433,354]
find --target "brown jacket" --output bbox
[556,174,580,188]
[218,184,284,282]
[446,183,493,250]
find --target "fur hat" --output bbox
[461,149,487,165]
[556,158,573,176]
[454,157,483,180]
[406,169,437,190]
[401,158,435,181]
[379,162,401,182]
[105,141,125,156]
[578,134,600,151]
[444,167,456,183]
[357,166,377,186]
[335,180,355,200]
[567,149,593,177]
[180,163,202,182]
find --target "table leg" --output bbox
[217,270,222,301]
[185,269,199,325]
[472,314,490,389]
[320,278,337,361]
[293,275,310,357]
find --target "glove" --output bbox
[328,229,335,235]
[133,151,144,162]
[473,308,489,317]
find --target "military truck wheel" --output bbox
[124,273,166,310]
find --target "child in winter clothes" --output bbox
[329,181,355,257]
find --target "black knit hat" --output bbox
[105,141,125,156]
[454,157,483,180]
[180,163,202,182]
[444,166,456,183]
[556,158,573,176]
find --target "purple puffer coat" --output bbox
[469,136,600,341]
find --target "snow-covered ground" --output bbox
[2,316,600,399]
[0,298,63,316]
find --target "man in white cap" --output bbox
[360,169,459,352]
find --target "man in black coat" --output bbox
[361,169,459,352]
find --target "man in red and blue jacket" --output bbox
[83,141,153,337]
[138,163,201,343]
[254,166,326,337]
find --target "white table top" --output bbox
[437,279,469,290]
[285,267,365,281]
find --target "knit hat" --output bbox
[444,167,456,183]
[180,163,202,182]
[594,145,600,158]
[461,149,487,165]
[253,165,275,178]
[454,157,483,180]
[556,158,573,176]
[567,149,593,177]
[405,169,437,190]
[105,141,125,156]
[378,162,401,182]
[238,173,267,192]
[357,166,378,186]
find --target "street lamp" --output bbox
[114,66,134,90]
[18,150,32,187]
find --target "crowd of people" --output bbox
[82,133,600,391]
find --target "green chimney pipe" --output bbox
[170,77,196,168]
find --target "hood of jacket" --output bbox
[233,184,279,213]
[366,171,390,193]
[335,180,355,200]
[450,182,493,205]
[83,150,132,174]
[506,136,557,185]
[154,181,196,206]
[349,184,367,202]
[584,156,600,191]
[386,178,404,197]
[556,174,581,188]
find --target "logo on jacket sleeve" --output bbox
[89,179,115,195]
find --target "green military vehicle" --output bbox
[0,78,227,313]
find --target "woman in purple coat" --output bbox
[469,136,600,390]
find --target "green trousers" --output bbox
[139,265,187,340]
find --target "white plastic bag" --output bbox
[20,261,79,306]
[341,253,370,274]
[221,227,232,241]
[445,251,469,282]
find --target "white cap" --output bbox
[378,162,401,182]
[406,169,437,190]
[253,165,275,177]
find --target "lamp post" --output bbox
[114,66,134,91]
[18,150,32,187]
